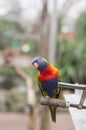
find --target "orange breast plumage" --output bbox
[38,64,59,81]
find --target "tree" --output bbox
[38,0,50,59]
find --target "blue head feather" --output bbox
[32,56,49,71]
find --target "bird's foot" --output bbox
[45,96,50,103]
[46,96,49,98]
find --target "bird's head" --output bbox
[32,56,49,71]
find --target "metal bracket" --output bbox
[78,89,86,109]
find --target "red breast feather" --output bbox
[38,64,60,81]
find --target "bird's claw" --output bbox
[46,96,49,98]
[45,96,50,103]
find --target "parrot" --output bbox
[32,56,61,122]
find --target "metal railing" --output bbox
[40,82,86,109]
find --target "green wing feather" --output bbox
[38,77,61,122]
[38,79,47,96]
[38,78,61,98]
[56,78,61,98]
[38,78,57,122]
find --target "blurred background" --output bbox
[0,0,86,130]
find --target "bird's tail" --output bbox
[49,106,56,122]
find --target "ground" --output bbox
[0,112,75,130]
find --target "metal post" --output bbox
[78,89,86,109]
[58,82,86,90]
[48,0,58,65]
[40,82,86,109]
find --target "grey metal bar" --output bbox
[78,89,86,109]
[58,82,86,90]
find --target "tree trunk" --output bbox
[38,0,50,59]
[4,57,36,130]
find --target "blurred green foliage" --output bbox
[0,10,86,112]
[56,11,86,84]
[23,66,38,87]
[0,19,24,49]
[75,11,86,41]
[0,89,26,112]
[22,40,38,56]
[0,67,19,89]
[0,67,15,76]
[56,37,86,84]
[56,38,76,82]
[0,66,26,112]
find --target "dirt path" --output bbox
[0,112,75,130]
[52,112,75,130]
[0,113,28,130]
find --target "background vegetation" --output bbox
[0,10,86,113]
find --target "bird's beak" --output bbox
[33,62,39,68]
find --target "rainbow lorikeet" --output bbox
[32,56,61,122]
